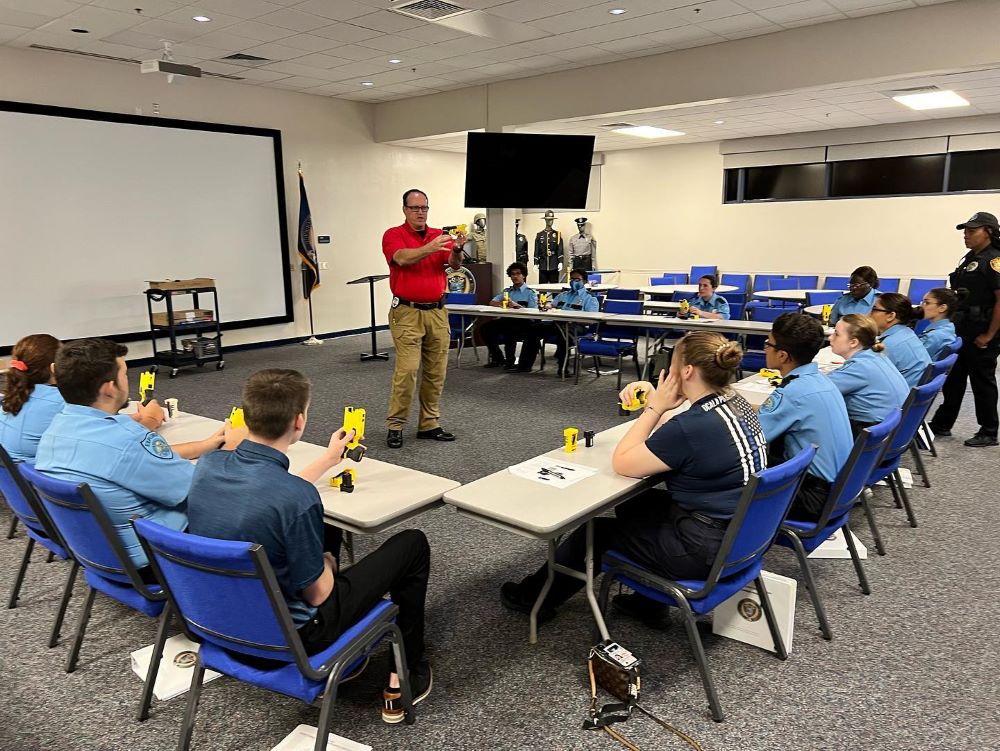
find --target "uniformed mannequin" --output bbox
[466,212,487,263]
[534,210,563,283]
[514,218,529,266]
[929,211,1000,447]
[569,216,597,272]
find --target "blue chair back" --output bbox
[752,274,784,292]
[920,353,957,385]
[763,278,799,292]
[806,291,841,306]
[671,290,690,303]
[876,376,946,470]
[941,336,963,358]
[446,292,477,334]
[651,273,687,285]
[878,277,900,292]
[0,448,61,544]
[690,266,718,283]
[600,299,643,341]
[823,410,901,523]
[605,288,640,301]
[906,279,946,304]
[748,306,787,323]
[720,273,749,294]
[786,275,818,289]
[588,274,602,283]
[824,276,850,291]
[727,302,744,321]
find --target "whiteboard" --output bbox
[0,104,291,347]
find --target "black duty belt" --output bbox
[394,296,444,310]
[687,511,729,530]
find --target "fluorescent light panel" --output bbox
[612,125,684,138]
[892,90,969,111]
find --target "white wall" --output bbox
[0,45,466,356]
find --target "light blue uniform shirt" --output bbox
[829,288,880,325]
[688,293,731,319]
[758,362,853,483]
[0,384,65,462]
[919,319,957,361]
[552,287,599,312]
[35,404,194,568]
[827,349,909,425]
[879,324,932,388]
[492,284,538,308]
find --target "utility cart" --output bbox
[144,278,224,378]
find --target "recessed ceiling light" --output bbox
[609,8,627,15]
[714,120,725,124]
[892,89,969,111]
[612,125,684,139]
[192,15,211,22]
[71,28,89,33]
[361,81,375,87]
[388,58,402,64]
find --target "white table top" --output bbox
[731,346,844,406]
[446,303,605,325]
[533,283,618,293]
[751,289,837,302]
[158,412,459,534]
[612,313,774,336]
[640,284,738,295]
[804,304,826,316]
[643,300,681,310]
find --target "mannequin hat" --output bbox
[574,217,588,224]
[473,212,486,222]
[543,210,556,220]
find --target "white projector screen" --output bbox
[0,102,292,349]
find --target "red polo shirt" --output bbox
[382,222,453,303]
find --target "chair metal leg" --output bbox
[176,653,206,751]
[922,419,938,457]
[314,682,340,751]
[678,603,724,722]
[633,350,642,380]
[782,531,832,640]
[48,559,79,648]
[908,442,931,488]
[46,550,55,563]
[894,470,919,528]
[859,493,886,557]
[842,524,871,595]
[389,625,416,725]
[886,473,903,509]
[616,354,624,391]
[7,537,34,609]
[754,575,787,660]
[6,515,17,539]
[66,585,96,673]
[574,349,582,385]
[137,603,173,721]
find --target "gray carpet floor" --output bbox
[2,333,998,751]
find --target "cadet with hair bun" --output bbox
[870,292,932,388]
[917,287,958,361]
[0,334,64,461]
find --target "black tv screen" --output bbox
[464,132,595,208]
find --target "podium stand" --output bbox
[347,274,390,361]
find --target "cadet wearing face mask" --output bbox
[517,268,599,375]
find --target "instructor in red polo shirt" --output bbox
[382,188,465,449]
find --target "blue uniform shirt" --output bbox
[919,319,957,361]
[492,284,538,308]
[688,293,731,319]
[187,440,325,626]
[645,393,767,517]
[35,404,193,568]
[0,384,65,462]
[552,288,599,312]
[829,288,880,325]
[879,324,932,387]
[758,362,853,483]
[827,349,909,424]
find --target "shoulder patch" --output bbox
[141,432,174,459]
[760,390,783,414]
[991,257,1000,273]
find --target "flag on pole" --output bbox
[297,170,320,299]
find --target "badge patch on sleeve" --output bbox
[141,432,173,459]
[991,257,1000,273]
[760,391,782,414]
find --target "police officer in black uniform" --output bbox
[929,212,1000,447]
[514,218,529,266]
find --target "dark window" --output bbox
[947,149,1000,192]
[830,155,945,197]
[724,169,739,202]
[744,163,826,201]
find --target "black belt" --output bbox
[687,511,729,530]
[394,296,444,310]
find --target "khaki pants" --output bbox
[386,304,450,431]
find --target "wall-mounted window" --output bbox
[723,169,740,203]
[947,149,1000,192]
[745,163,827,201]
[830,155,945,197]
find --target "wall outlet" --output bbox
[319,261,329,270]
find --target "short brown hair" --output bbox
[839,314,884,352]
[242,369,311,440]
[55,338,127,406]
[772,313,826,365]
[673,331,743,390]
[3,334,61,416]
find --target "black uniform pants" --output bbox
[515,490,724,608]
[538,269,559,283]
[931,336,1000,435]
[298,529,430,672]
[481,318,536,365]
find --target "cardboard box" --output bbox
[146,277,216,291]
[152,309,214,327]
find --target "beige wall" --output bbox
[0,45,466,357]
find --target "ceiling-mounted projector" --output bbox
[140,59,201,78]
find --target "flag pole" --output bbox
[299,162,322,346]
[302,267,322,346]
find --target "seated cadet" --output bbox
[34,338,238,572]
[918,287,959,360]
[828,265,882,325]
[502,332,766,629]
[686,275,731,320]
[186,369,432,724]
[826,314,909,434]
[758,313,853,521]
[1,334,64,462]
[517,267,599,373]
[481,261,539,371]
[871,292,932,387]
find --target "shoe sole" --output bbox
[381,672,432,724]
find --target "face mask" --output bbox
[571,280,584,291]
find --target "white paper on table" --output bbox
[508,457,597,489]
[271,724,372,751]
[736,379,775,395]
[130,634,221,701]
[814,346,844,368]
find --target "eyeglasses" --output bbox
[763,341,781,350]
[404,205,429,212]
[847,281,870,289]
[920,299,940,306]
[870,307,889,314]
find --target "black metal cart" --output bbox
[144,280,224,378]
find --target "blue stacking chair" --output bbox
[805,290,840,307]
[605,288,641,301]
[0,446,78,648]
[132,519,415,751]
[446,291,479,364]
[775,410,900,639]
[785,275,818,290]
[18,465,170,721]
[576,299,643,389]
[690,265,718,283]
[823,275,850,291]
[740,306,787,374]
[720,273,750,309]
[599,446,816,722]
[867,376,947,531]
[941,336,963,359]
[588,274,603,284]
[906,278,946,304]
[746,276,798,314]
[878,277,900,292]
[917,353,958,459]
[651,273,687,285]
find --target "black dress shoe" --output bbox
[386,429,403,449]
[500,582,555,623]
[416,427,455,441]
[502,362,518,370]
[928,423,951,437]
[514,366,532,373]
[483,360,502,368]
[964,433,998,447]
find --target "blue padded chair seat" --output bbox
[24,527,70,559]
[200,599,395,704]
[578,338,634,357]
[83,569,164,617]
[777,513,851,555]
[601,551,761,616]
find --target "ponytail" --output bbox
[3,334,61,417]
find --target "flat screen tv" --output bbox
[464,132,595,208]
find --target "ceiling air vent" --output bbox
[392,0,467,21]
[29,44,243,79]
[601,122,636,129]
[222,53,271,64]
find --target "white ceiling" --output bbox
[0,0,957,105]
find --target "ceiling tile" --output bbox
[192,0,281,19]
[0,0,80,17]
[318,42,382,60]
[0,22,25,42]
[396,23,467,43]
[235,67,289,81]
[356,33,424,52]
[273,32,344,52]
[158,7,244,29]
[252,7,330,32]
[129,18,208,42]
[758,0,842,23]
[169,41,233,59]
[780,12,846,26]
[845,1,914,16]
[101,29,170,48]
[349,10,424,33]
[185,29,258,50]
[309,22,382,43]
[293,0,373,22]
[91,0,184,17]
[292,51,349,68]
[826,0,912,10]
[697,12,779,34]
[219,20,296,42]
[321,60,386,79]
[269,74,329,88]
[241,41,313,60]
[37,5,143,38]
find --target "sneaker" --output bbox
[500,582,556,623]
[964,433,998,447]
[382,662,432,724]
[612,593,672,631]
